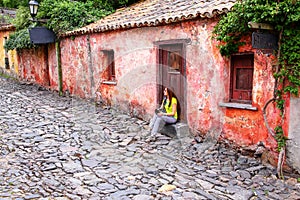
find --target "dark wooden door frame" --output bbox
[154,39,189,122]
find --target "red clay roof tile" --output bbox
[61,0,236,37]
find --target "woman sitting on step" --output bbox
[149,87,178,138]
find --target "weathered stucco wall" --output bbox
[18,45,54,87]
[287,96,300,173]
[14,17,290,155]
[60,27,160,111]
[47,43,59,89]
[56,18,282,150]
[60,36,93,98]
[0,30,18,76]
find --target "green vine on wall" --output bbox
[4,0,116,51]
[274,126,287,151]
[212,0,300,178]
[4,0,140,51]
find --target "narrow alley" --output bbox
[0,77,299,200]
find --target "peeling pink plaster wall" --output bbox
[18,46,50,87]
[47,43,58,89]
[57,18,285,150]
[184,20,227,136]
[60,36,92,98]
[61,28,159,114]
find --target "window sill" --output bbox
[102,81,117,85]
[219,102,258,111]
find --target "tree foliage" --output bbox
[0,0,28,8]
[4,6,34,51]
[4,29,34,50]
[0,0,138,9]
[38,0,112,33]
[4,0,138,50]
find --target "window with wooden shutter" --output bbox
[230,54,254,103]
[103,50,115,81]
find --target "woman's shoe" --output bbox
[146,134,156,142]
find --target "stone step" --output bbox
[160,122,190,139]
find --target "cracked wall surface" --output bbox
[287,96,300,173]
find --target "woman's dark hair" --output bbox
[167,87,176,108]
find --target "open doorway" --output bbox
[158,42,186,122]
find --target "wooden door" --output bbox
[159,43,186,122]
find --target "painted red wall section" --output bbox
[18,46,51,87]
[17,17,291,153]
[47,43,58,89]
[59,36,92,98]
[61,28,159,114]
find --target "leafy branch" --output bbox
[4,0,137,50]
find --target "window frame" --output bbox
[230,53,254,104]
[102,50,116,83]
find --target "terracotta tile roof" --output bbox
[61,0,236,37]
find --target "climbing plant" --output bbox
[37,0,112,34]
[0,0,28,8]
[212,0,300,178]
[4,0,137,50]
[4,6,34,51]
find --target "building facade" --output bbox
[15,0,300,172]
[0,8,18,77]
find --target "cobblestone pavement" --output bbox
[0,77,299,200]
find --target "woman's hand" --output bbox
[158,112,164,116]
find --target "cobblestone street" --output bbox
[0,77,299,200]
